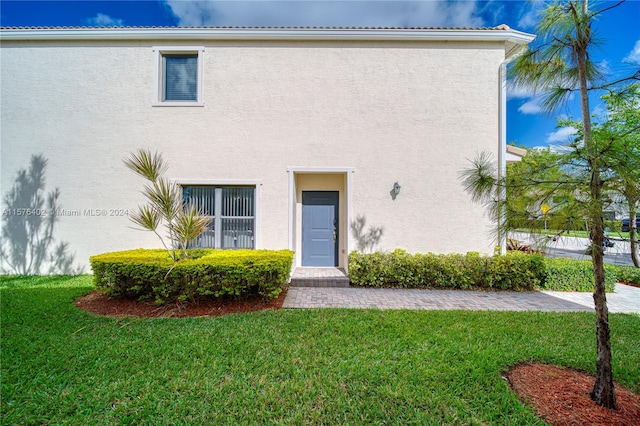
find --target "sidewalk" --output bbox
[283,283,640,313]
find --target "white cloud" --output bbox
[515,1,545,30]
[84,13,124,27]
[546,126,577,143]
[623,40,640,64]
[517,10,537,29]
[507,81,534,100]
[162,0,485,28]
[518,99,543,115]
[476,0,504,27]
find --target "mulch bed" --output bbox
[75,289,287,318]
[620,281,640,289]
[506,362,640,426]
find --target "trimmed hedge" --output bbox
[90,249,294,304]
[541,258,616,292]
[348,250,545,291]
[615,266,640,286]
[348,249,617,292]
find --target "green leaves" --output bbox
[89,248,294,303]
[543,258,616,292]
[144,178,180,225]
[124,149,210,260]
[172,204,211,249]
[348,250,548,291]
[509,0,607,114]
[129,205,161,233]
[123,149,167,181]
[349,250,620,293]
[458,151,497,205]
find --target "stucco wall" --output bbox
[1,39,504,272]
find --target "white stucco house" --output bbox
[0,25,534,273]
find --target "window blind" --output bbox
[164,55,197,101]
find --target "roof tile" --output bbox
[1,25,513,31]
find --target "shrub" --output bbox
[348,250,546,291]
[615,266,640,286]
[487,251,547,290]
[90,249,294,304]
[349,250,615,292]
[541,258,616,292]
[604,220,622,233]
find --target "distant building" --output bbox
[506,145,527,164]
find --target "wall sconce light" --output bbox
[393,182,401,195]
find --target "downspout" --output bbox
[498,44,529,254]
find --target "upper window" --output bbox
[164,54,197,100]
[153,46,204,106]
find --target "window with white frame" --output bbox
[181,185,255,249]
[153,46,204,106]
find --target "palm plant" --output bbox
[124,149,210,260]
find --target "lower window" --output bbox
[181,185,255,249]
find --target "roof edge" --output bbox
[506,145,528,157]
[0,26,535,44]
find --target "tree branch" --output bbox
[590,0,626,19]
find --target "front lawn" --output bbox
[2,276,639,425]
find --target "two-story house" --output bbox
[0,26,534,272]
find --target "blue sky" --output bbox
[1,0,639,149]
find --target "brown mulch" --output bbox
[75,290,286,318]
[506,362,640,426]
[621,281,640,289]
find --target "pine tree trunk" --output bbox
[590,200,617,409]
[572,0,616,409]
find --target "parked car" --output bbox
[621,217,640,232]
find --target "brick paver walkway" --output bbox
[283,284,640,313]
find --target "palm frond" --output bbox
[144,178,180,222]
[172,204,211,248]
[129,205,161,232]
[123,149,168,182]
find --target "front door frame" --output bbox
[287,167,354,270]
[302,190,339,266]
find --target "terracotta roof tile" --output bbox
[1,25,513,31]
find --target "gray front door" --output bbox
[302,191,339,267]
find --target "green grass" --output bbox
[2,276,639,425]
